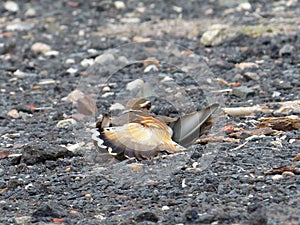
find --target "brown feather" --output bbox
[93,99,218,160]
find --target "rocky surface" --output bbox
[1,0,300,224]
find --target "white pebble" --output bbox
[25,8,36,17]
[172,5,182,13]
[66,68,78,74]
[144,64,158,73]
[6,21,34,31]
[272,91,281,97]
[4,1,19,12]
[126,79,144,91]
[56,118,77,128]
[44,50,59,56]
[31,42,51,55]
[237,2,252,11]
[95,53,115,64]
[101,92,114,98]
[78,30,85,36]
[66,58,75,64]
[162,206,170,211]
[160,76,174,82]
[13,70,26,77]
[14,216,31,225]
[109,103,125,111]
[181,178,187,188]
[272,174,284,181]
[114,1,126,10]
[120,18,140,23]
[102,86,111,92]
[80,58,94,67]
[7,109,19,118]
[87,49,98,55]
[289,139,296,144]
[64,142,85,152]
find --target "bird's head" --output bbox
[125,98,152,111]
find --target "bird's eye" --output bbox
[139,101,151,110]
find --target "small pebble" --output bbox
[0,168,5,176]
[56,118,77,128]
[244,72,260,81]
[44,50,59,56]
[6,22,34,31]
[200,24,230,46]
[101,92,114,98]
[4,1,19,12]
[144,65,158,73]
[162,206,170,211]
[80,58,94,67]
[172,5,183,13]
[279,44,294,57]
[62,89,85,103]
[95,53,115,64]
[25,8,36,17]
[114,1,126,10]
[31,42,51,55]
[133,36,152,43]
[66,58,75,64]
[7,109,19,118]
[248,194,254,198]
[235,62,259,70]
[286,0,298,7]
[14,216,31,225]
[13,70,27,77]
[66,68,78,74]
[128,163,144,173]
[126,79,144,91]
[70,209,79,214]
[282,171,294,177]
[78,30,85,36]
[272,174,284,181]
[289,139,296,144]
[182,178,187,188]
[272,91,281,97]
[120,18,141,23]
[109,103,125,111]
[237,2,252,11]
[201,29,221,46]
[102,86,111,92]
[160,76,174,82]
[94,214,106,220]
[232,86,255,98]
[64,142,84,152]
[192,162,198,169]
[87,48,99,55]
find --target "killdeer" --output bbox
[92,98,219,160]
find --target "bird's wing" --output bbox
[171,103,219,147]
[110,110,151,126]
[97,115,185,160]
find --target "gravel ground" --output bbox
[1,1,300,224]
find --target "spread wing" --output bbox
[94,113,185,160]
[170,103,219,147]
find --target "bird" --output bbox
[92,98,219,160]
